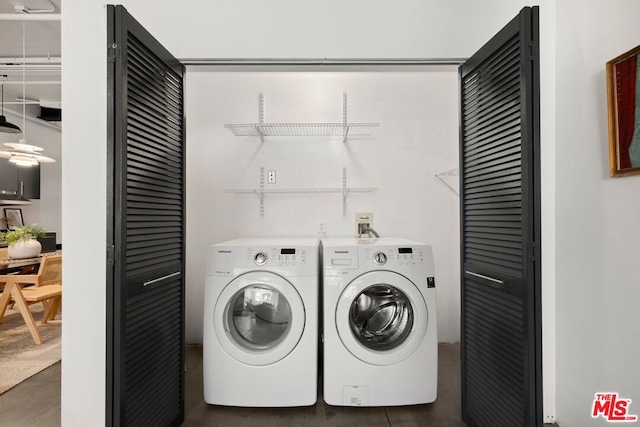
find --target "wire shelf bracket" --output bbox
[435,167,459,196]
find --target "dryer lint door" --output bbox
[213,271,305,366]
[336,271,428,366]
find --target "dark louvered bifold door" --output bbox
[107,5,185,427]
[459,7,541,427]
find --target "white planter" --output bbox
[8,239,42,259]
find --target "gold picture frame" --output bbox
[607,44,640,177]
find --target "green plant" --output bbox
[4,224,46,246]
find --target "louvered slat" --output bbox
[124,278,183,427]
[464,280,524,427]
[125,33,183,278]
[461,33,523,277]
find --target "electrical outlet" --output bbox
[355,212,374,237]
[318,222,326,235]
[267,170,276,184]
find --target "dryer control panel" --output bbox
[207,238,319,277]
[363,246,427,267]
[239,246,317,277]
[249,247,308,267]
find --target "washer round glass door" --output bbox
[213,271,305,366]
[336,271,428,365]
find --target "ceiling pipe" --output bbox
[0,65,61,69]
[0,57,61,64]
[0,14,60,21]
[1,81,61,85]
[0,66,61,74]
[0,71,61,77]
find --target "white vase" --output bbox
[8,239,42,259]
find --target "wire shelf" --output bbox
[225,187,379,194]
[224,123,379,137]
[223,93,379,142]
[225,167,378,216]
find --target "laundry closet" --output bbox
[184,68,461,344]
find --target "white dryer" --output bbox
[203,237,319,407]
[322,237,437,406]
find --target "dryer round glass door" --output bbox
[336,271,428,366]
[228,284,292,350]
[213,271,305,366]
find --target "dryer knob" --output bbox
[254,252,268,265]
[373,251,387,265]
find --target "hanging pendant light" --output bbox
[0,142,55,166]
[0,83,22,134]
[0,21,56,166]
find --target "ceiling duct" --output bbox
[38,105,60,121]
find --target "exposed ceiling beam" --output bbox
[3,108,61,131]
[3,101,42,105]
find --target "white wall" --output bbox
[119,0,530,60]
[62,0,555,424]
[539,4,557,423]
[62,1,107,425]
[2,110,62,242]
[185,69,460,344]
[555,1,640,426]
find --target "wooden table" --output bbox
[0,252,62,345]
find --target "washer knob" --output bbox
[373,251,387,265]
[254,252,268,265]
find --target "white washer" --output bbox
[203,237,319,407]
[322,237,438,406]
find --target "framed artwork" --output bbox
[607,44,640,177]
[4,208,24,230]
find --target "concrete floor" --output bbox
[0,344,466,426]
[184,343,465,427]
